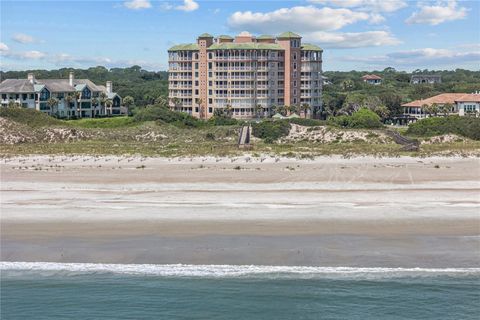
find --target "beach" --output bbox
[1,155,479,267]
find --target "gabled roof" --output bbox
[168,43,199,51]
[0,79,35,93]
[0,78,114,94]
[402,93,467,107]
[198,33,213,38]
[208,42,283,50]
[277,31,301,39]
[362,74,382,80]
[301,43,323,52]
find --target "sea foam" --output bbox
[1,262,479,279]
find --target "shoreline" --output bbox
[1,155,479,267]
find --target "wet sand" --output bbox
[1,155,479,267]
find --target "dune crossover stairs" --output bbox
[238,125,252,149]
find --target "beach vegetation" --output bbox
[407,116,480,140]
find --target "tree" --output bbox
[225,104,233,118]
[73,91,81,117]
[123,95,135,109]
[195,98,204,119]
[47,97,59,117]
[171,97,181,111]
[441,103,453,116]
[254,104,263,118]
[284,105,291,116]
[341,79,354,91]
[300,103,310,118]
[289,105,298,115]
[100,92,108,116]
[154,95,167,106]
[105,99,113,115]
[91,97,99,118]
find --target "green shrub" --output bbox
[288,118,327,126]
[205,132,215,140]
[208,116,238,126]
[407,116,480,140]
[252,120,291,143]
[133,104,202,128]
[328,108,383,129]
[0,108,64,127]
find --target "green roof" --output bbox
[257,34,275,40]
[277,31,301,39]
[168,43,199,51]
[208,42,283,50]
[198,33,213,38]
[217,35,233,39]
[301,43,323,52]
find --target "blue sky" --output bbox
[1,0,479,71]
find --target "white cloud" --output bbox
[406,0,468,25]
[308,0,407,12]
[369,13,386,24]
[304,30,401,48]
[343,47,480,66]
[0,42,9,52]
[176,0,199,12]
[3,50,47,59]
[228,6,369,33]
[12,33,36,44]
[124,0,151,10]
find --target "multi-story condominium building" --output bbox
[402,92,480,119]
[168,31,323,119]
[0,72,124,118]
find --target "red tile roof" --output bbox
[362,74,382,80]
[402,93,467,107]
[456,94,480,102]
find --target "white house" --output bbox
[0,72,125,118]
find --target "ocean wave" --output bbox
[2,262,480,279]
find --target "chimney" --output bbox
[69,72,74,86]
[106,81,112,94]
[27,73,35,84]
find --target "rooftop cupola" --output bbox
[106,81,112,94]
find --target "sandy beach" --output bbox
[1,155,479,267]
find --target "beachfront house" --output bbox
[361,74,382,85]
[410,74,442,85]
[0,72,125,118]
[402,92,480,119]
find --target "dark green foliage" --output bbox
[288,118,327,126]
[132,104,202,128]
[0,108,63,127]
[208,116,238,126]
[328,108,383,129]
[251,120,291,143]
[407,116,480,140]
[205,132,215,140]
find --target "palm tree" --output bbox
[46,98,59,117]
[171,97,181,111]
[155,95,167,106]
[91,97,99,118]
[289,105,298,115]
[123,96,134,108]
[441,103,453,116]
[254,104,263,118]
[284,105,291,116]
[269,104,277,117]
[64,94,74,117]
[105,99,113,116]
[430,103,439,117]
[225,104,233,118]
[8,100,20,108]
[300,103,310,118]
[195,98,204,119]
[73,91,81,117]
[99,92,108,116]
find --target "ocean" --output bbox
[1,262,479,319]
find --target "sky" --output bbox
[0,0,479,71]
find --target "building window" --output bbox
[195,72,199,78]
[195,89,199,95]
[195,62,198,69]
[208,107,212,113]
[39,88,50,101]
[81,87,91,99]
[208,62,212,69]
[22,94,28,100]
[30,94,34,99]
[1,94,6,100]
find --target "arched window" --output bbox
[82,87,91,99]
